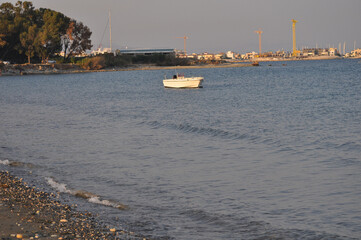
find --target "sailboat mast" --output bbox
[109,10,112,52]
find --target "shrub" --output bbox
[80,56,106,70]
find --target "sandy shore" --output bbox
[0,171,144,240]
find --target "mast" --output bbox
[109,10,112,52]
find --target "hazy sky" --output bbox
[4,0,361,53]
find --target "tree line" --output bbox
[0,1,92,64]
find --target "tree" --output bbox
[62,20,92,59]
[20,24,38,63]
[0,34,6,47]
[36,9,69,62]
[0,2,17,60]
[0,1,92,63]
[0,1,37,63]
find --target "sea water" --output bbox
[1,59,361,239]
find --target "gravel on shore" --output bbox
[0,171,145,240]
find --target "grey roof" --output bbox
[118,49,175,54]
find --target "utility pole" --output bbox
[254,29,263,56]
[292,19,298,57]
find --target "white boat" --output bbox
[163,74,204,88]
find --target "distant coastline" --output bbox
[1,56,358,77]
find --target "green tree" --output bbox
[0,1,37,62]
[20,24,38,63]
[0,1,91,63]
[36,9,69,62]
[62,20,92,59]
[0,2,17,60]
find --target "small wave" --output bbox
[180,208,350,239]
[0,159,35,168]
[46,177,127,210]
[174,123,259,141]
[0,159,10,165]
[335,141,361,152]
[46,177,71,194]
[180,208,269,237]
[138,120,258,141]
[182,209,225,225]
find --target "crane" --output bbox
[254,29,263,56]
[292,19,298,57]
[176,36,188,55]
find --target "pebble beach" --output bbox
[0,171,144,240]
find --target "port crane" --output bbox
[176,36,188,55]
[292,19,298,57]
[254,29,263,56]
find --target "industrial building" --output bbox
[116,49,176,56]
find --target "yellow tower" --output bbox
[255,29,263,56]
[292,19,298,57]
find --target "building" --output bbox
[242,52,257,60]
[197,53,216,60]
[226,51,235,59]
[329,47,340,56]
[319,48,330,56]
[351,49,361,57]
[214,53,223,60]
[116,49,176,56]
[91,48,112,56]
[302,48,318,57]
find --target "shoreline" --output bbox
[0,62,257,77]
[0,56,357,77]
[0,171,144,240]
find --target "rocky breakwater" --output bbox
[0,171,144,239]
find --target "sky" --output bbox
[3,0,361,53]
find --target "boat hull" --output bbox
[163,77,204,88]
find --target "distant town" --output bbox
[88,46,361,61]
[85,17,361,63]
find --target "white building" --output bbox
[226,51,235,59]
[351,49,361,57]
[91,48,112,56]
[329,48,339,56]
